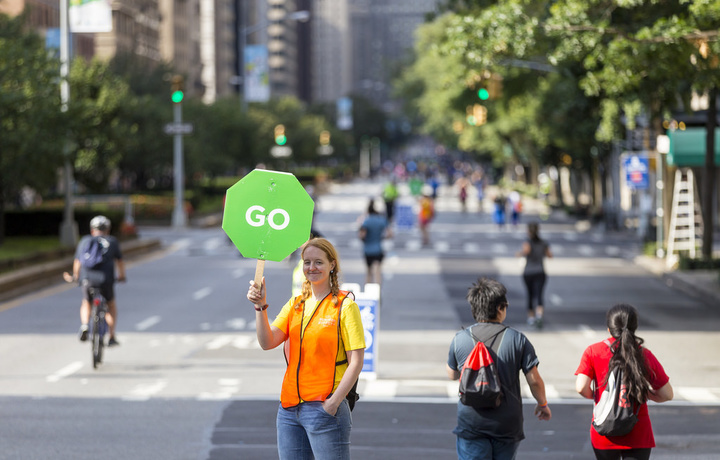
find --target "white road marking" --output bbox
[204,237,222,251]
[447,382,459,398]
[193,287,212,301]
[522,383,559,399]
[46,361,84,383]
[135,315,161,331]
[677,387,719,403]
[563,232,578,241]
[578,245,594,256]
[605,246,620,256]
[225,318,247,330]
[492,243,508,254]
[232,269,246,279]
[435,241,450,253]
[549,294,563,306]
[463,242,481,253]
[232,336,259,349]
[123,380,168,401]
[406,240,422,251]
[206,335,234,350]
[579,324,595,338]
[197,378,241,400]
[364,380,400,397]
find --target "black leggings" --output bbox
[522,273,546,312]
[593,448,651,460]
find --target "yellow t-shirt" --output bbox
[272,295,366,390]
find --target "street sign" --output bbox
[222,169,314,285]
[163,123,194,135]
[624,155,649,190]
[270,145,292,158]
[342,283,380,379]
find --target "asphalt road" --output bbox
[1,179,719,459]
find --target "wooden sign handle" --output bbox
[254,259,265,289]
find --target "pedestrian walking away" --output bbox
[63,215,126,346]
[575,304,674,460]
[509,191,522,226]
[382,178,399,222]
[493,194,507,230]
[246,238,366,460]
[358,199,391,285]
[418,192,435,246]
[447,278,552,460]
[517,222,552,328]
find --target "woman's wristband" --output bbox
[254,304,268,312]
[538,402,548,408]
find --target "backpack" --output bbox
[592,340,640,436]
[459,325,507,409]
[80,236,107,268]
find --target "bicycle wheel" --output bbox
[92,316,103,368]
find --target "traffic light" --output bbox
[319,130,331,145]
[274,124,287,145]
[171,75,184,103]
[475,73,503,101]
[473,104,487,125]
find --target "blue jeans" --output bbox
[276,400,352,460]
[456,436,519,460]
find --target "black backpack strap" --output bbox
[468,324,507,354]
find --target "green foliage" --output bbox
[67,58,134,192]
[0,13,64,201]
[395,0,720,184]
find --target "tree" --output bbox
[0,13,65,244]
[66,58,134,193]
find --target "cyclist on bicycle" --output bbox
[64,215,126,346]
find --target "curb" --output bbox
[0,238,162,303]
[633,255,720,306]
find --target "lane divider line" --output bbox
[46,361,83,383]
[136,315,161,331]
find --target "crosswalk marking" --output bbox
[363,379,399,397]
[206,335,234,350]
[677,387,720,403]
[123,380,168,401]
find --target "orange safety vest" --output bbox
[280,291,350,408]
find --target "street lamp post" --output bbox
[59,0,78,247]
[237,9,309,113]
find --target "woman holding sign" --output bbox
[247,237,366,460]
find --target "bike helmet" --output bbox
[90,215,111,231]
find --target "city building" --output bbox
[349,0,438,112]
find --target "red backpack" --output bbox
[459,325,507,409]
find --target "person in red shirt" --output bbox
[575,304,674,460]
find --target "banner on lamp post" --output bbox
[69,0,113,33]
[244,45,270,103]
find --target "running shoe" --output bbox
[108,336,120,347]
[78,324,89,342]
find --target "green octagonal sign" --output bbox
[222,169,314,262]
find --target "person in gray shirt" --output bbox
[447,278,551,459]
[517,222,552,328]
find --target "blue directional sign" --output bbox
[624,155,649,190]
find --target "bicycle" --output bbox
[84,281,109,369]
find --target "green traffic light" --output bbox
[171,90,184,104]
[478,88,490,100]
[275,135,287,146]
